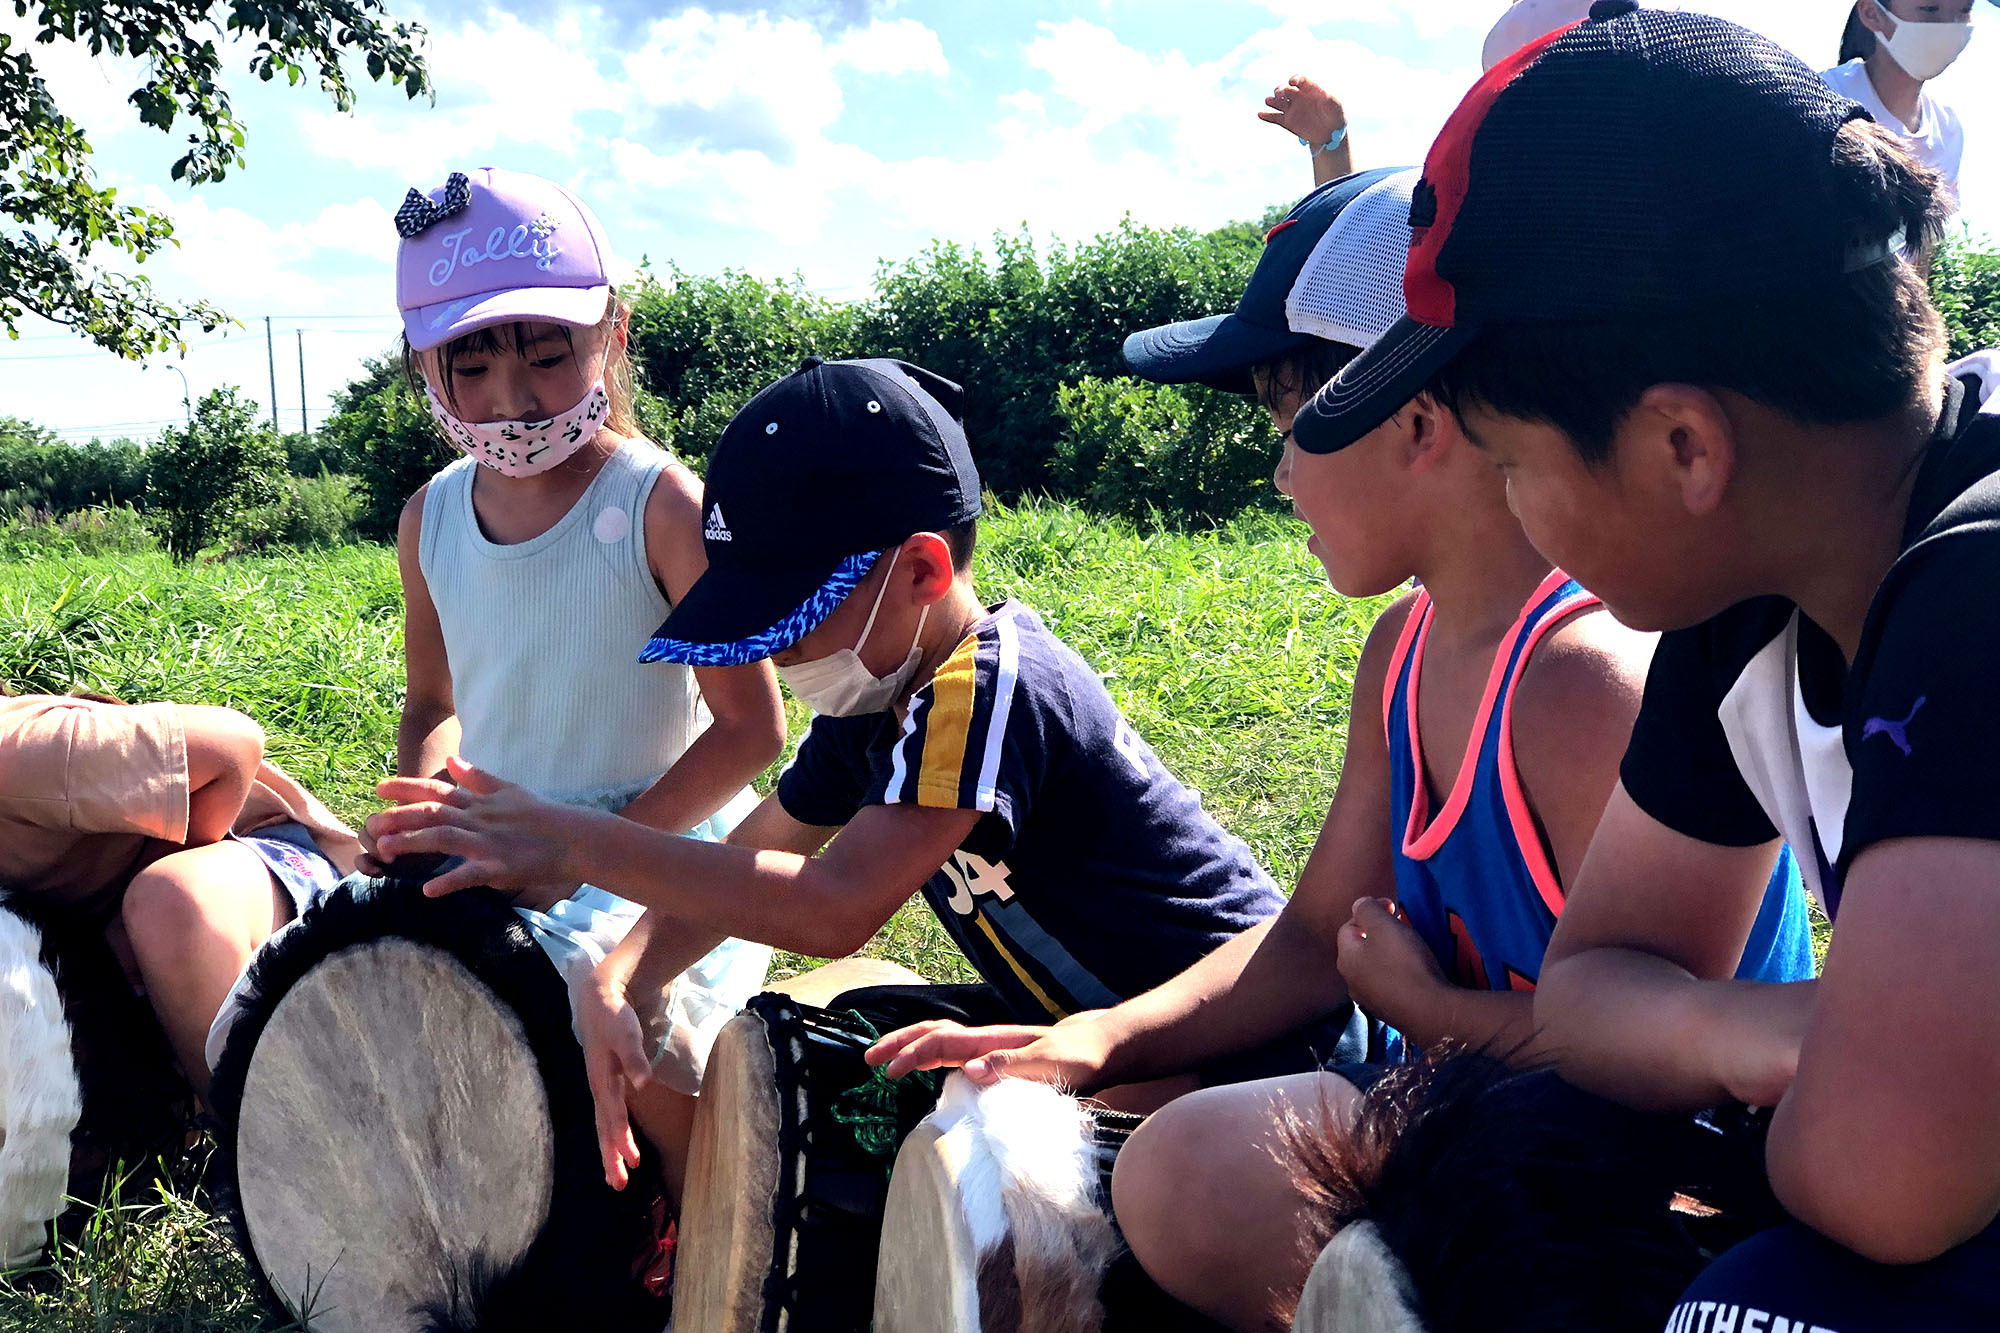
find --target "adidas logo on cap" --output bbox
[704,504,732,542]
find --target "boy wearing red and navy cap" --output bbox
[1298,2,2000,1323]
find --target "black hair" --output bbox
[401,300,642,437]
[1426,120,1953,465]
[1840,2,1877,63]
[1253,341,1362,416]
[942,518,977,573]
[1277,1054,1716,1332]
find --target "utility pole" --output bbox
[296,330,308,435]
[265,315,279,431]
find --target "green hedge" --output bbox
[6,218,1995,539]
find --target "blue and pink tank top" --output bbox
[1383,570,1813,996]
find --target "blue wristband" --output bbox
[1298,125,1348,156]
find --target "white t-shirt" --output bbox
[1820,58,1964,201]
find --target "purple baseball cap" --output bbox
[395,167,614,352]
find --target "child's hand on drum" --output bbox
[573,975,652,1190]
[369,756,594,897]
[866,1016,1116,1093]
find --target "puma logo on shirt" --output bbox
[1861,695,1926,757]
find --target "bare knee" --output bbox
[1112,1093,1242,1298]
[122,859,209,950]
[121,845,274,957]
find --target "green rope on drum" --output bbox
[828,1009,944,1160]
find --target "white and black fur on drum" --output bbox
[208,875,671,1333]
[1279,1053,1720,1333]
[0,902,81,1268]
[875,1073,1123,1333]
[874,1074,1221,1333]
[0,892,192,1252]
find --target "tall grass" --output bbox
[0,501,1376,1327]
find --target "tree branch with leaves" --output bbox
[0,0,430,357]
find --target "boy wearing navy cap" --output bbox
[371,355,1295,1182]
[1296,2,2000,1322]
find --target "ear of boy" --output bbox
[1628,385,1740,520]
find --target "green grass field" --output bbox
[0,501,1381,1330]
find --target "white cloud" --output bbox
[1247,0,1504,42]
[129,187,338,311]
[831,16,950,77]
[275,199,400,264]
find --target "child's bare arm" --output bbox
[1535,787,1799,1111]
[873,598,1415,1089]
[395,488,459,781]
[179,705,266,845]
[1767,837,2000,1263]
[593,794,839,1001]
[621,462,786,835]
[371,761,976,958]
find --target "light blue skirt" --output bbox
[513,781,771,1095]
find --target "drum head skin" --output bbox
[875,1119,983,1333]
[210,878,671,1333]
[236,939,553,1332]
[1293,1223,1425,1333]
[674,1009,781,1333]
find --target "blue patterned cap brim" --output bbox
[638,550,883,667]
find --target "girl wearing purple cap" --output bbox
[371,167,786,1215]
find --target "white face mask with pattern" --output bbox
[1875,7,1974,81]
[424,380,609,477]
[777,548,929,717]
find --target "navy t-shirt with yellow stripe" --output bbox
[776,600,1285,1021]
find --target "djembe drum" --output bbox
[0,894,191,1267]
[209,874,673,1333]
[672,960,969,1333]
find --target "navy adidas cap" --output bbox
[1123,167,1409,394]
[640,357,982,667]
[1293,1,1878,454]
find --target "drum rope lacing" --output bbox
[826,1012,943,1157]
[751,993,945,1331]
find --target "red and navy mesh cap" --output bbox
[1121,167,1406,395]
[1293,1,1874,454]
[641,357,982,667]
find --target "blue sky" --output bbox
[3,0,1995,443]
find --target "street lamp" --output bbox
[161,364,193,425]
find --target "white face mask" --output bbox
[777,548,929,717]
[424,379,609,477]
[1876,8,1974,81]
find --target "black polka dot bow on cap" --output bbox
[395,171,472,239]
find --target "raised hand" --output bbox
[1258,74,1347,151]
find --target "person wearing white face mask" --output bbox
[370,355,1325,1191]
[1824,0,1977,200]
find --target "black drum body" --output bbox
[673,990,947,1333]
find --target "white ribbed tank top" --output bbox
[418,439,706,803]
